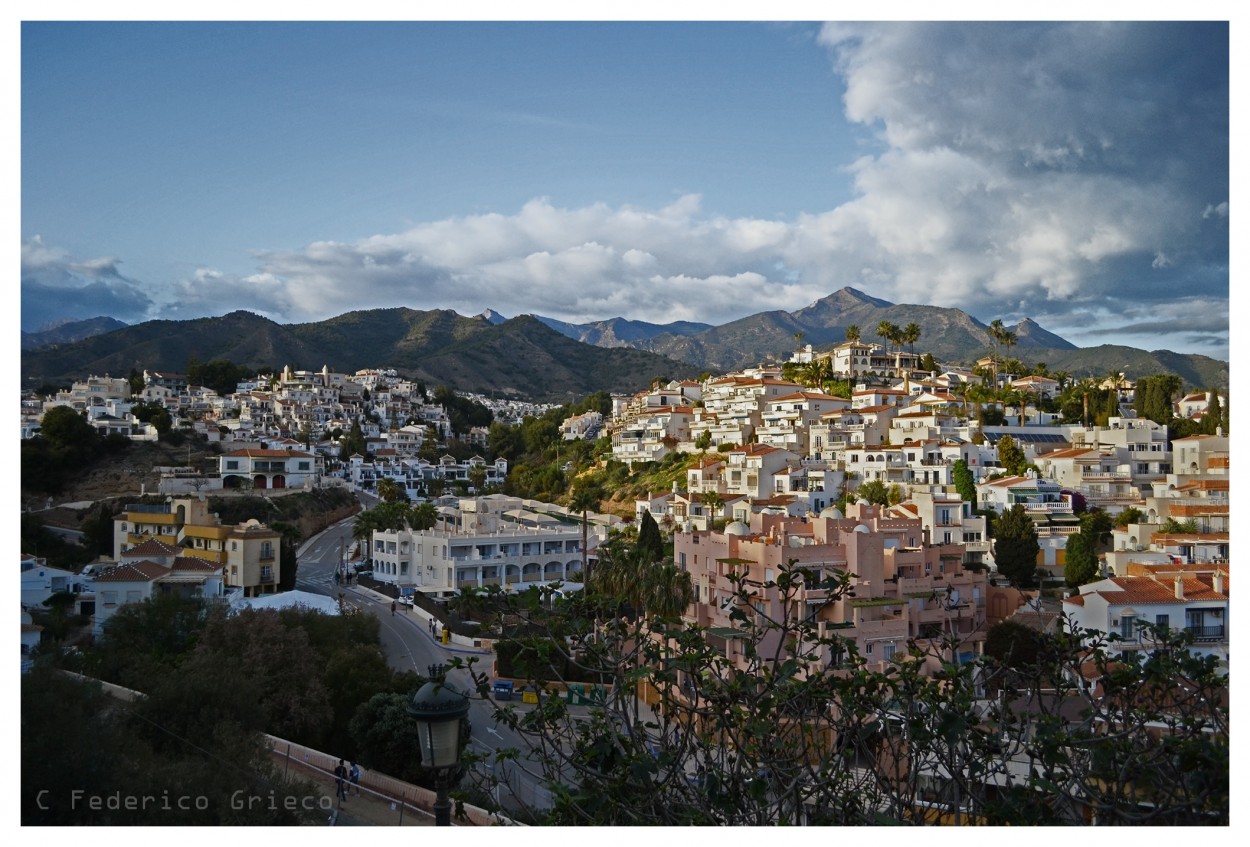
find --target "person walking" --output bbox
[391,600,397,617]
[349,761,361,796]
[334,759,348,802]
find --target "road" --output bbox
[294,491,553,814]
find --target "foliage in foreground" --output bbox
[449,561,1228,826]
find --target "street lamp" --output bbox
[407,680,470,826]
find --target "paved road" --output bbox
[293,492,553,813]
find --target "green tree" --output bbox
[570,482,605,582]
[1114,506,1145,527]
[376,477,406,503]
[349,691,428,783]
[637,510,665,564]
[845,324,861,343]
[996,434,1028,476]
[458,560,1227,825]
[952,459,977,503]
[902,321,922,353]
[993,504,1041,588]
[856,478,890,506]
[411,500,439,531]
[1064,531,1100,588]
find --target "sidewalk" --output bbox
[269,747,434,826]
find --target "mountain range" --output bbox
[21,288,1228,396]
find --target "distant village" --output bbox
[21,336,1229,680]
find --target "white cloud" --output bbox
[22,23,1226,360]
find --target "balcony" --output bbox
[1019,501,1072,514]
[1186,625,1225,642]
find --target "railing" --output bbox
[1019,501,1072,513]
[1186,625,1225,641]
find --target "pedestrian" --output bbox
[391,600,397,616]
[334,759,348,802]
[349,761,361,796]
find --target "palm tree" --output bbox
[411,501,439,531]
[570,482,604,584]
[376,477,404,503]
[702,490,725,524]
[876,320,899,352]
[902,322,922,354]
[845,324,861,343]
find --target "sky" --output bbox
[18,12,1234,360]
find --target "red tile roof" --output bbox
[95,561,171,582]
[121,538,182,558]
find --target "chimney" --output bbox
[1214,570,1224,594]
[1174,575,1185,600]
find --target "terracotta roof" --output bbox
[1039,447,1095,460]
[1083,575,1228,606]
[170,557,222,573]
[95,561,171,582]
[222,449,315,458]
[121,538,182,558]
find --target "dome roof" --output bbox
[853,524,871,534]
[725,520,751,536]
[819,506,844,520]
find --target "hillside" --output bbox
[21,316,130,351]
[20,309,701,400]
[535,287,1223,387]
[21,288,1228,393]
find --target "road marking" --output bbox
[487,727,502,739]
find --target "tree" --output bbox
[952,459,977,504]
[411,500,439,531]
[701,490,725,522]
[349,692,429,784]
[339,417,367,459]
[845,324,861,343]
[996,434,1028,477]
[1114,506,1144,528]
[570,482,604,582]
[637,510,665,564]
[1064,531,1100,588]
[38,406,98,455]
[695,431,713,453]
[876,320,900,352]
[455,559,1226,825]
[376,477,406,503]
[902,322,922,354]
[993,504,1041,588]
[856,478,890,506]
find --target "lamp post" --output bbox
[407,680,470,826]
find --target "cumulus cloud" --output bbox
[26,23,1227,359]
[21,236,154,331]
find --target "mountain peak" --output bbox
[477,309,508,325]
[837,287,894,307]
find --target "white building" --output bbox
[1063,570,1228,662]
[369,495,598,597]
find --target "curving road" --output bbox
[294,491,553,814]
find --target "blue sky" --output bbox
[20,16,1232,360]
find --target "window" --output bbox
[883,643,896,661]
[1120,615,1136,638]
[299,461,310,471]
[1155,614,1169,630]
[226,460,239,470]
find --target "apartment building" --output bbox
[673,504,987,680]
[369,495,597,596]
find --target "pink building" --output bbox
[672,503,987,680]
